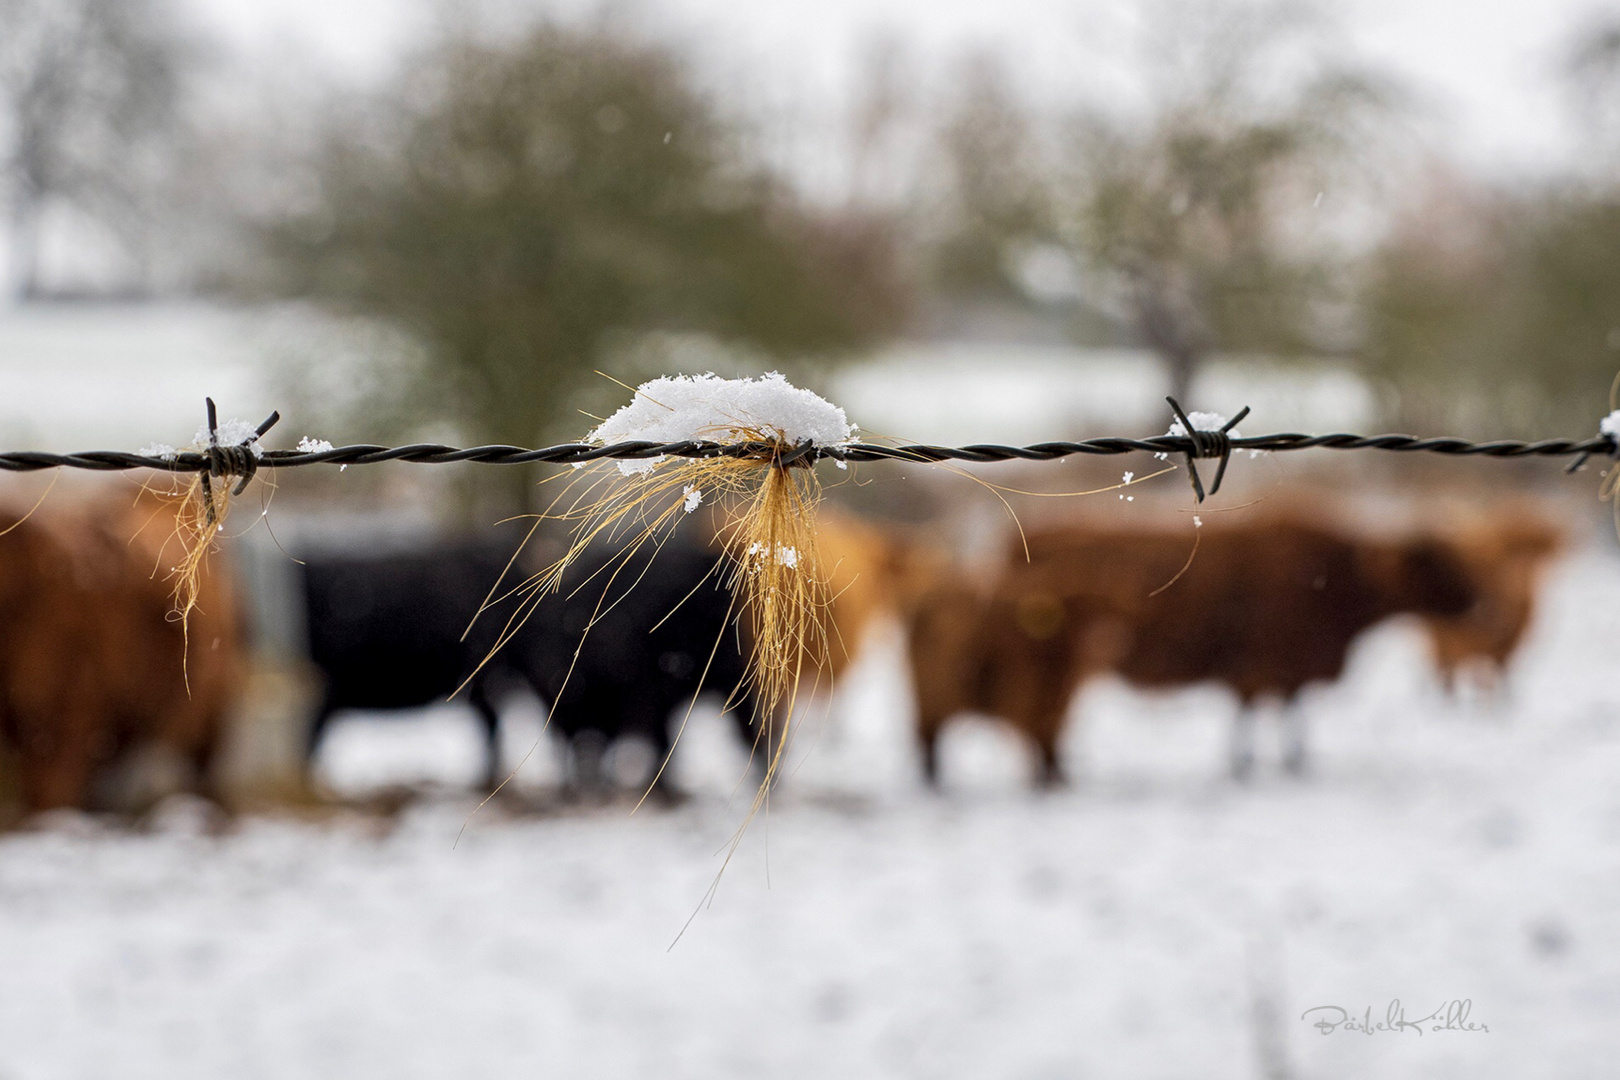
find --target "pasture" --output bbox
[2,544,1617,1079]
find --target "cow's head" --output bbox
[1378,536,1478,618]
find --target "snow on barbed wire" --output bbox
[1600,410,1620,440]
[1160,410,1264,461]
[297,436,335,453]
[1167,411,1239,438]
[588,372,857,476]
[191,418,266,458]
[138,421,268,463]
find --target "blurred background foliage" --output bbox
[1047,2,1398,405]
[4,0,1620,472]
[257,21,908,467]
[1355,14,1620,437]
[0,0,198,299]
[1363,184,1620,436]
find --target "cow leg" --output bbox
[1034,735,1065,788]
[570,729,609,796]
[759,708,791,787]
[18,693,102,812]
[734,704,785,788]
[21,735,98,813]
[916,717,943,788]
[1026,665,1074,790]
[304,695,336,777]
[467,684,503,793]
[643,714,684,804]
[1230,706,1257,782]
[188,722,225,806]
[728,702,759,764]
[1281,701,1309,777]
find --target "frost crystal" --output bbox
[1193,514,1203,528]
[1601,410,1620,440]
[589,372,856,476]
[142,416,270,463]
[1122,470,1134,483]
[1167,411,1265,459]
[297,436,335,453]
[191,418,265,458]
[682,485,703,513]
[1167,411,1239,439]
[745,541,800,568]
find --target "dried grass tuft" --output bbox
[460,422,836,888]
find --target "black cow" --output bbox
[301,539,517,790]
[514,536,754,795]
[300,531,753,795]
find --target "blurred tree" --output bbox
[845,34,914,211]
[924,53,1054,302]
[1363,187,1620,436]
[0,0,192,299]
[1566,15,1620,165]
[261,23,906,485]
[1051,1,1392,405]
[1361,19,1620,437]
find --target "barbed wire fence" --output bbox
[1,397,1615,504]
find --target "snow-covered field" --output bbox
[4,542,1620,1078]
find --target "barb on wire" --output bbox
[198,398,280,525]
[1166,398,1250,503]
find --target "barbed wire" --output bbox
[2,432,1610,473]
[0,398,1612,499]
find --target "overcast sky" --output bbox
[186,0,1614,181]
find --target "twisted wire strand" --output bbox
[0,432,1612,475]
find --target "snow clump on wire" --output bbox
[588,372,857,475]
[1600,411,1620,440]
[140,420,270,462]
[1162,410,1263,461]
[191,418,266,458]
[1167,411,1238,439]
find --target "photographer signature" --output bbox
[1301,999,1489,1035]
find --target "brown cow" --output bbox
[1421,512,1563,696]
[907,514,1479,786]
[908,569,1114,786]
[0,486,244,818]
[814,510,919,685]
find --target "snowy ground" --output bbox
[4,543,1620,1078]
